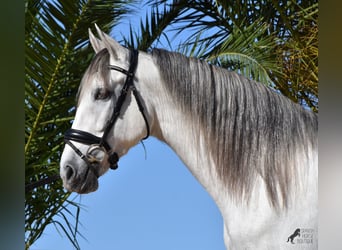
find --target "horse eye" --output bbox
[94,88,111,100]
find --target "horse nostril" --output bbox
[65,165,75,180]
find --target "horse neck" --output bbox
[135,53,223,201]
[136,54,282,230]
[135,52,276,206]
[135,54,318,248]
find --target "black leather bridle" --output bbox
[64,49,150,172]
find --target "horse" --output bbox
[60,25,318,249]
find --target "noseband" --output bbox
[64,49,150,171]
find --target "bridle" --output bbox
[64,49,150,173]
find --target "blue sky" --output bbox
[32,139,225,250]
[31,2,226,250]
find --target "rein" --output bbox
[64,49,150,171]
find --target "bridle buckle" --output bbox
[86,144,107,164]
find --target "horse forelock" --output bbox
[77,48,110,106]
[151,48,318,208]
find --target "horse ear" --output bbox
[89,28,104,53]
[94,24,125,60]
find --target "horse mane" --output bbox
[151,49,318,208]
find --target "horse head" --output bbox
[60,25,151,193]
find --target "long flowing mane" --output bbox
[151,49,318,208]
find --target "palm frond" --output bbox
[165,0,318,111]
[270,0,318,111]
[123,1,188,51]
[25,0,135,247]
[206,22,282,86]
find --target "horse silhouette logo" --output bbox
[287,228,301,244]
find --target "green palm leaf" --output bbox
[205,21,282,86]
[163,0,318,111]
[25,0,134,248]
[123,1,188,50]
